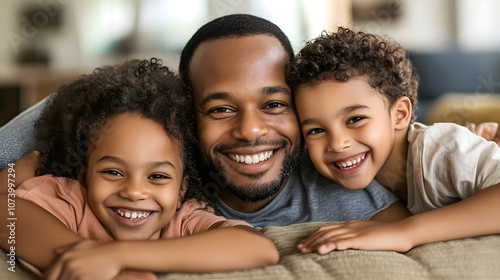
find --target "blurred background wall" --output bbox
[1,0,500,126]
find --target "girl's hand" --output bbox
[297,220,413,255]
[44,239,124,280]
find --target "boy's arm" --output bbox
[0,151,39,194]
[369,200,411,222]
[298,183,500,254]
[45,225,279,279]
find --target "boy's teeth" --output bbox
[336,154,365,169]
[229,150,274,165]
[115,209,151,220]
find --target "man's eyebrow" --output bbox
[199,92,230,107]
[199,86,290,107]
[263,86,291,95]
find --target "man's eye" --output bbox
[263,102,288,113]
[208,107,234,114]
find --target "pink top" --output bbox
[16,175,252,241]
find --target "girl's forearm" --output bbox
[115,226,279,273]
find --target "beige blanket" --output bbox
[2,222,499,279]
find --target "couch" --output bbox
[2,222,500,279]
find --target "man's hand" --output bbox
[466,122,500,146]
[44,239,124,280]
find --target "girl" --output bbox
[0,58,278,279]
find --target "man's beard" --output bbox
[206,140,302,203]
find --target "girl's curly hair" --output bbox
[288,27,419,122]
[34,58,206,203]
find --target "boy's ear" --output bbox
[392,96,412,131]
[177,176,188,209]
[76,165,87,186]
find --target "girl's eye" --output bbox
[148,173,170,180]
[100,170,123,177]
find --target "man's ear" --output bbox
[77,165,87,187]
[392,96,412,131]
[177,176,188,209]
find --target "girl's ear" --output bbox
[392,96,412,131]
[77,165,87,186]
[177,176,188,209]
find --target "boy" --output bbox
[288,27,500,254]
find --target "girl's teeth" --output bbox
[116,209,151,220]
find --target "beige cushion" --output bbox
[425,92,500,125]
[2,222,500,279]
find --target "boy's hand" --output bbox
[297,220,413,255]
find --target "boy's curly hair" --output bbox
[288,27,419,122]
[34,58,206,203]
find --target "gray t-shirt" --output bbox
[215,148,399,228]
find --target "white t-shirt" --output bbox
[406,122,500,214]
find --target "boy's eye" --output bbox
[306,128,325,136]
[347,116,365,124]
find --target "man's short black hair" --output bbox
[179,13,294,92]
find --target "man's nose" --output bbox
[231,110,270,141]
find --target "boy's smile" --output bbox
[296,78,398,190]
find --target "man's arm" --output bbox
[45,225,279,279]
[0,151,39,194]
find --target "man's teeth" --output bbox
[115,209,151,220]
[336,154,365,169]
[229,150,274,165]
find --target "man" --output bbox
[178,14,408,226]
[0,14,408,227]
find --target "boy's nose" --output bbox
[327,132,351,153]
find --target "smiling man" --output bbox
[179,14,409,227]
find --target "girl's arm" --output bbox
[45,225,279,279]
[298,183,500,254]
